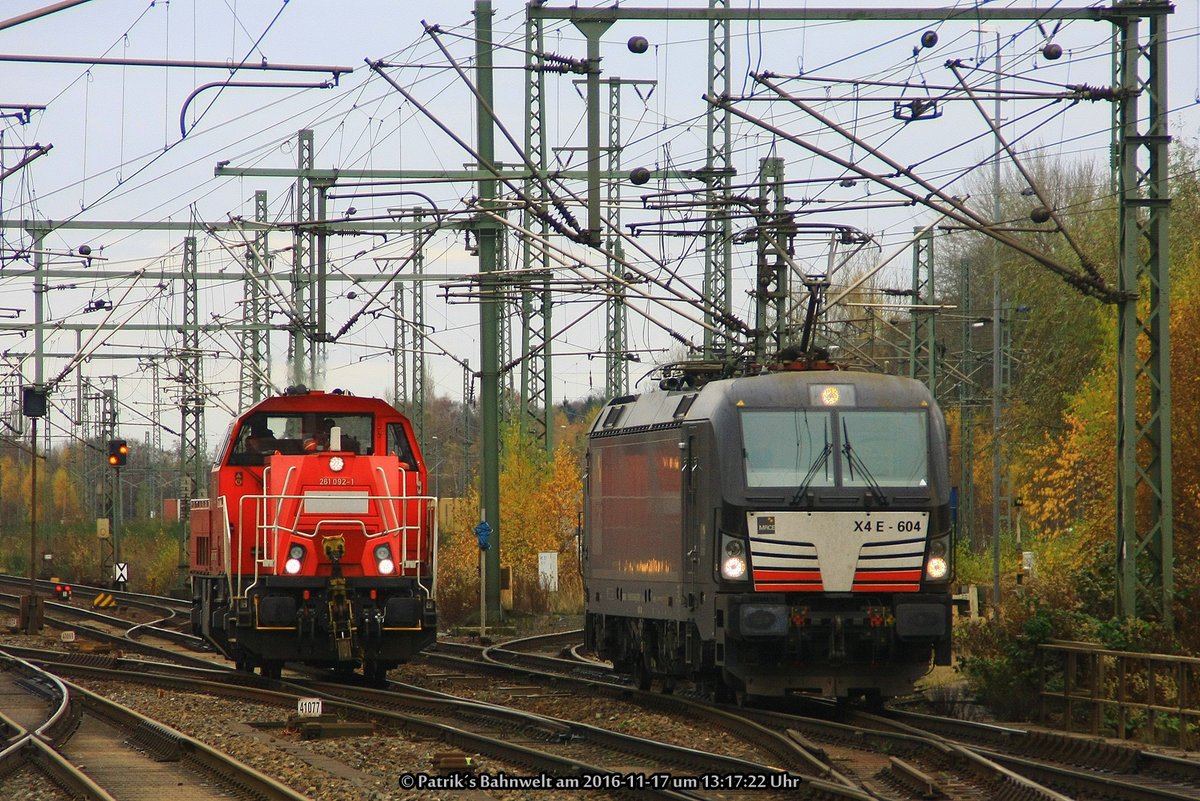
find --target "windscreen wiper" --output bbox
[842,419,889,506]
[790,421,831,506]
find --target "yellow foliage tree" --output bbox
[434,421,586,624]
[1007,168,1200,642]
[51,465,84,525]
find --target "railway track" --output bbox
[419,632,1200,801]
[0,647,307,801]
[0,594,221,670]
[11,582,1198,800]
[870,708,1200,801]
[0,575,192,618]
[29,653,875,801]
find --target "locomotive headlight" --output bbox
[374,544,395,575]
[722,555,747,580]
[329,456,344,472]
[925,556,949,580]
[284,544,305,575]
[720,534,749,580]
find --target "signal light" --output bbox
[106,439,129,467]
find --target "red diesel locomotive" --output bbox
[190,387,437,680]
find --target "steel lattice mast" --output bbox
[238,190,271,410]
[521,9,553,451]
[908,228,937,394]
[704,0,733,358]
[1115,4,1173,623]
[179,236,205,589]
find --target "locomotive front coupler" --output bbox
[323,535,356,661]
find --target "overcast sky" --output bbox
[2,0,1197,453]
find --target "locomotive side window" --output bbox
[386,423,415,468]
[838,410,928,487]
[742,409,834,488]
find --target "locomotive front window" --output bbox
[320,414,373,454]
[742,409,834,488]
[838,410,928,488]
[228,413,374,462]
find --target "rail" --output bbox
[1037,640,1200,748]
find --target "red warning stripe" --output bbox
[753,569,822,582]
[853,568,922,592]
[753,569,824,592]
[852,569,922,583]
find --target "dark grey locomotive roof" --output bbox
[590,368,950,506]
[590,370,939,437]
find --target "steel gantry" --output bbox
[705,0,733,359]
[521,10,554,447]
[179,236,205,584]
[238,190,272,410]
[1114,3,1173,623]
[908,227,937,395]
[605,78,627,398]
[600,77,656,398]
[290,129,322,389]
[387,213,431,447]
[752,156,788,361]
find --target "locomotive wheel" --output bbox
[660,676,676,695]
[862,689,884,712]
[364,660,390,686]
[711,673,738,703]
[260,661,282,680]
[631,657,652,691]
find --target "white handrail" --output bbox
[228,490,439,592]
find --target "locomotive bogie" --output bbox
[193,574,435,668]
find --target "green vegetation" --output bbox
[947,141,1200,717]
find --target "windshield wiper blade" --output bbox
[791,422,831,506]
[842,419,889,506]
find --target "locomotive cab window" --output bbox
[228,413,373,462]
[228,414,288,465]
[304,414,372,454]
[741,408,928,489]
[838,410,928,488]
[386,423,416,468]
[742,409,834,488]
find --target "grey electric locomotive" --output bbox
[583,366,953,700]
